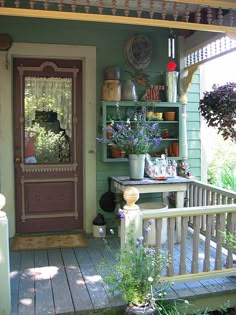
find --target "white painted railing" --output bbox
[121,182,236,282]
[0,194,11,315]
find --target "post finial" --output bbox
[123,187,140,210]
[0,193,6,211]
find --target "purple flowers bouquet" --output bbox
[97,109,161,155]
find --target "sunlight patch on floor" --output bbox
[28,266,59,280]
[19,298,32,306]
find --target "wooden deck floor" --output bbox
[10,233,236,315]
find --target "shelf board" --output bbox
[161,138,178,141]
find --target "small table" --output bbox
[111,176,194,242]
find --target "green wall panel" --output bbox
[0,16,201,222]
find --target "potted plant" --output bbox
[92,213,106,238]
[199,83,236,141]
[96,107,161,180]
[98,220,189,314]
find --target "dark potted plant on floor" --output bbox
[199,83,236,141]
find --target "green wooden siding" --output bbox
[186,72,201,180]
[0,16,201,225]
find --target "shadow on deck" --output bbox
[10,233,236,315]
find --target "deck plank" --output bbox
[65,266,93,312]
[48,249,74,315]
[185,281,210,295]
[61,248,80,269]
[214,277,236,291]
[74,248,93,267]
[10,251,21,315]
[18,251,35,315]
[200,278,228,293]
[34,250,55,315]
[80,263,111,309]
[171,282,195,298]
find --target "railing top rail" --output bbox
[141,204,236,219]
[191,180,236,198]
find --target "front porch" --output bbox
[9,180,236,315]
[10,235,236,315]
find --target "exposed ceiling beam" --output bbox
[0,8,236,34]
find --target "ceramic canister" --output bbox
[102,80,121,101]
[121,80,138,101]
[104,66,120,80]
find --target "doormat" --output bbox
[11,233,88,251]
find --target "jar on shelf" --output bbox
[102,80,121,101]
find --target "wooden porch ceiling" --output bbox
[0,0,236,34]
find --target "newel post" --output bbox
[120,187,142,250]
[0,193,11,315]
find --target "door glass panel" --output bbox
[24,77,72,164]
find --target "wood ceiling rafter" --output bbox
[0,0,236,34]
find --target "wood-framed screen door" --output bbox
[13,58,83,233]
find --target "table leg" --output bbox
[175,191,185,243]
[162,192,169,205]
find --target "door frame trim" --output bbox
[0,43,96,237]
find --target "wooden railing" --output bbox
[120,181,236,283]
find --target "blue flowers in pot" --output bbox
[98,217,190,315]
[96,107,162,179]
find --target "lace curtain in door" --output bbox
[24,76,72,138]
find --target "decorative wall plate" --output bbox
[124,35,152,70]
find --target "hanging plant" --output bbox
[199,83,236,141]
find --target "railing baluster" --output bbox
[189,184,194,207]
[179,216,188,274]
[155,218,162,250]
[167,218,175,276]
[222,195,227,205]
[226,212,234,268]
[215,213,225,270]
[206,189,211,205]
[188,184,193,224]
[193,185,198,206]
[203,214,214,271]
[198,187,202,206]
[201,188,207,231]
[217,193,222,205]
[212,191,216,205]
[192,215,201,273]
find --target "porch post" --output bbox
[120,187,142,250]
[0,194,11,315]
[180,95,188,160]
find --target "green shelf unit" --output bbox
[101,101,182,162]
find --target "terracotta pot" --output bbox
[111,147,125,158]
[164,112,176,121]
[106,124,113,139]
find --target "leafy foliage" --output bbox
[207,138,236,192]
[30,123,70,163]
[199,83,236,141]
[99,223,169,306]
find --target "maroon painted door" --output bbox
[13,58,83,233]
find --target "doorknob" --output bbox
[15,157,21,163]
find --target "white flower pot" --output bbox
[92,224,106,238]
